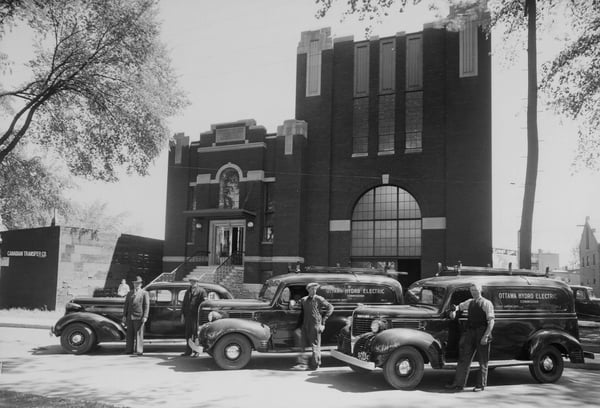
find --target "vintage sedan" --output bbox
[571,285,600,321]
[51,281,233,354]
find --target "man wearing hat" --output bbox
[122,275,150,355]
[294,282,334,370]
[180,276,207,356]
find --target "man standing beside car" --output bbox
[122,275,150,356]
[181,277,207,356]
[293,282,334,371]
[446,282,495,392]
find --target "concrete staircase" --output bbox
[184,265,217,283]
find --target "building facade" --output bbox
[579,217,600,293]
[164,22,492,290]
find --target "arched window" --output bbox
[351,186,421,257]
[219,168,239,209]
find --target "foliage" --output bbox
[0,0,188,181]
[65,200,140,235]
[0,145,73,229]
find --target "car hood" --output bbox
[353,304,439,318]
[201,298,272,310]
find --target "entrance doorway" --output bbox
[209,220,245,266]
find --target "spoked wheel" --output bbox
[383,346,425,390]
[60,323,96,355]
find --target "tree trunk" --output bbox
[519,0,539,269]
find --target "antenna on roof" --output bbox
[509,262,512,275]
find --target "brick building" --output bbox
[164,21,492,291]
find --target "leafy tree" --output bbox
[64,200,141,235]
[0,0,188,181]
[0,145,73,229]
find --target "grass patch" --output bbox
[0,389,125,408]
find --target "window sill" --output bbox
[261,241,274,245]
[351,153,368,158]
[378,150,395,156]
[405,148,423,154]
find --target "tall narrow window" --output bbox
[378,95,395,153]
[405,91,423,153]
[459,17,478,77]
[353,42,370,155]
[379,39,395,94]
[353,98,369,155]
[354,42,370,97]
[219,168,239,209]
[406,34,423,90]
[306,39,322,97]
[405,34,423,153]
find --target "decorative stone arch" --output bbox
[216,163,242,209]
[215,162,243,182]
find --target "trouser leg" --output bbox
[296,328,308,364]
[125,319,134,353]
[311,331,322,367]
[133,320,144,354]
[184,320,193,354]
[475,328,490,388]
[454,330,476,387]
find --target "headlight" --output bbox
[370,319,387,333]
[65,302,82,313]
[208,311,223,322]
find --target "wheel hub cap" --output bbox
[542,356,554,371]
[225,344,241,360]
[71,332,84,346]
[397,359,412,376]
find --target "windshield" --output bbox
[406,283,446,309]
[258,280,280,302]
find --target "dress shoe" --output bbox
[180,352,192,356]
[291,364,308,371]
[473,386,484,392]
[135,352,143,356]
[123,351,133,355]
[444,384,463,391]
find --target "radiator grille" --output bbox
[351,317,373,336]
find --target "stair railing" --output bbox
[146,250,210,286]
[214,251,244,285]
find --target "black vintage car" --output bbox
[51,281,233,354]
[571,285,600,321]
[189,268,404,369]
[331,266,588,389]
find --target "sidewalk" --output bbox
[0,312,58,330]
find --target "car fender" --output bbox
[52,312,125,342]
[369,328,443,368]
[528,329,584,362]
[200,318,271,352]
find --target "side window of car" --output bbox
[207,291,221,300]
[177,289,186,304]
[149,289,172,304]
[575,290,586,301]
[282,285,307,308]
[449,288,472,310]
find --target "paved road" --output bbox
[1,327,599,408]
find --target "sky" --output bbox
[3,0,600,267]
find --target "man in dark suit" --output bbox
[180,277,207,356]
[122,275,150,355]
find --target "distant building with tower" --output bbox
[579,217,600,294]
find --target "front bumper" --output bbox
[331,350,376,370]
[188,338,203,354]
